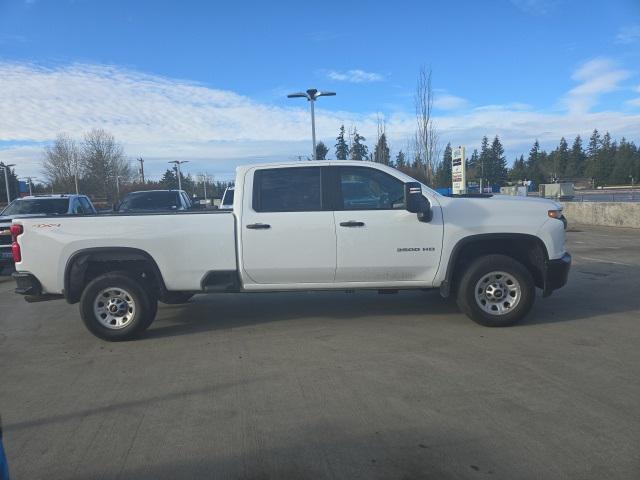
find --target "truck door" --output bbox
[332,166,442,284]
[240,166,337,284]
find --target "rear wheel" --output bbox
[456,254,535,327]
[80,271,157,341]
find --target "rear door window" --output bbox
[253,167,322,212]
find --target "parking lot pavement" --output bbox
[1,225,639,480]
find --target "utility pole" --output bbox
[287,89,336,160]
[137,157,145,183]
[27,177,33,196]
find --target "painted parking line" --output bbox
[575,255,635,267]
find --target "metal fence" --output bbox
[565,192,640,203]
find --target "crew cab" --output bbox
[1,194,96,265]
[11,161,571,341]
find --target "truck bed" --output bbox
[16,211,237,294]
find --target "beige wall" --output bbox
[561,202,640,229]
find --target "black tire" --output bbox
[160,292,194,304]
[456,254,535,327]
[79,271,158,341]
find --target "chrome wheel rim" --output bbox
[93,288,136,329]
[474,271,521,316]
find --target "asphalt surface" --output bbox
[1,225,639,480]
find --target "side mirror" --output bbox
[405,182,422,213]
[405,182,432,223]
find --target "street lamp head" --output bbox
[317,91,336,98]
[287,92,308,99]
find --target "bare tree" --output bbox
[414,66,440,184]
[81,129,131,202]
[42,134,81,193]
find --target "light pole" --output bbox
[200,173,209,203]
[169,161,189,191]
[1,164,16,205]
[287,89,336,160]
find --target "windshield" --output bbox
[2,198,69,216]
[118,191,180,212]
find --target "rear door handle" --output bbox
[339,221,365,227]
[246,223,271,229]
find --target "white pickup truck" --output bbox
[11,161,570,341]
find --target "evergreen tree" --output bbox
[565,135,585,178]
[487,136,508,185]
[395,150,406,169]
[526,140,545,186]
[373,133,391,165]
[315,141,329,160]
[349,129,368,160]
[509,155,527,182]
[585,129,601,184]
[599,132,616,184]
[160,169,178,189]
[335,125,349,160]
[610,138,636,185]
[476,136,490,184]
[434,143,453,188]
[556,137,569,179]
[467,149,479,180]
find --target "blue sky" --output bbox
[1,0,639,181]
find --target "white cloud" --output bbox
[326,69,384,83]
[627,98,640,108]
[433,93,468,111]
[563,58,630,114]
[1,61,639,179]
[615,25,640,45]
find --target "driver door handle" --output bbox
[246,223,271,229]
[339,221,365,227]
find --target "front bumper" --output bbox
[542,252,571,297]
[13,272,63,302]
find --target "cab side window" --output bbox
[253,167,322,212]
[338,167,405,210]
[71,199,85,214]
[79,197,94,214]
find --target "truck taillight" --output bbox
[10,224,23,263]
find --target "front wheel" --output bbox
[79,271,157,341]
[456,254,535,327]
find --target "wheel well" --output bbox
[65,248,166,303]
[446,235,547,295]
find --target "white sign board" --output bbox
[452,146,466,194]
